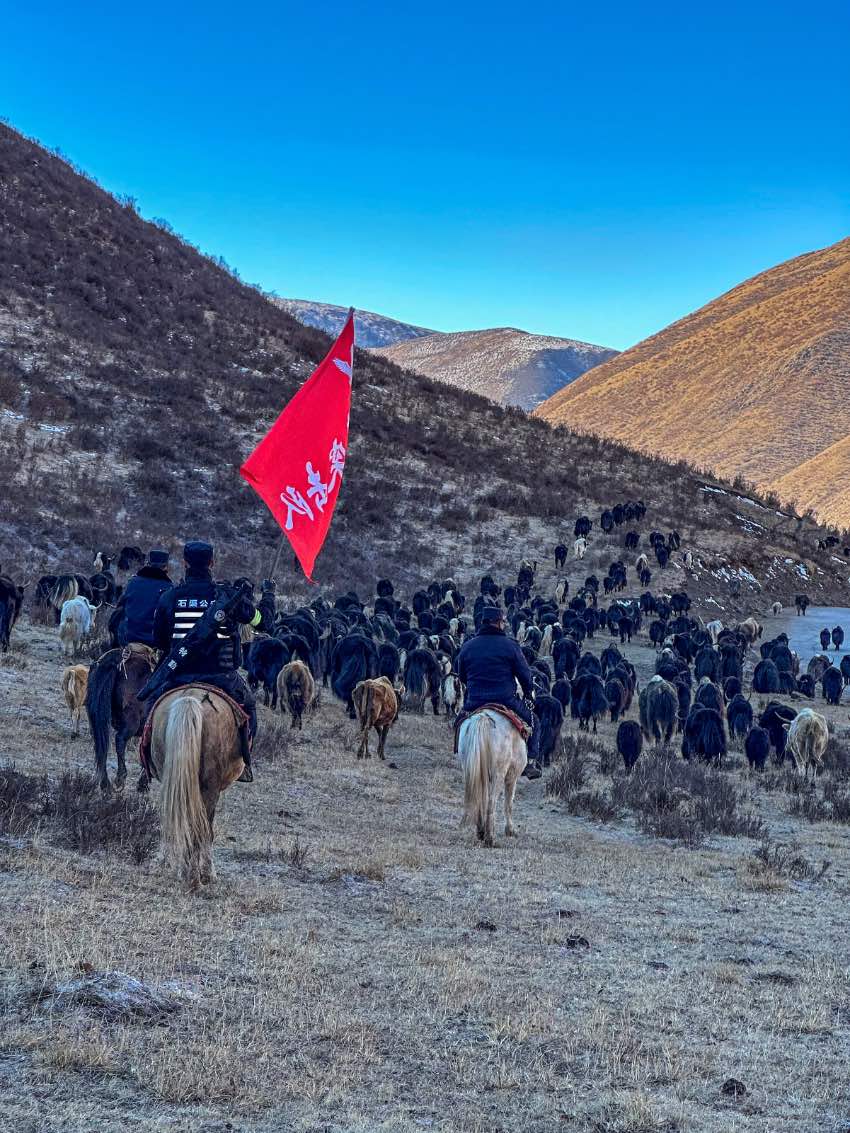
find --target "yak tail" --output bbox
[332,651,366,702]
[52,577,78,608]
[159,697,209,875]
[0,599,12,652]
[461,714,493,835]
[85,653,120,766]
[404,656,428,710]
[62,666,83,709]
[365,680,375,728]
[284,669,307,718]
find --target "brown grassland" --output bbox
[2,601,850,1133]
[536,238,850,528]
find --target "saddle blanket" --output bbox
[139,683,249,780]
[453,703,532,754]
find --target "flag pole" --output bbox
[267,531,287,583]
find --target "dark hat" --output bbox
[481,605,504,624]
[147,549,169,567]
[183,540,214,567]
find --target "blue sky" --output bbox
[2,1,847,349]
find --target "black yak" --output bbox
[639,676,679,744]
[571,672,608,733]
[331,632,379,718]
[822,666,844,706]
[753,659,781,695]
[745,725,771,771]
[605,677,628,723]
[759,701,796,761]
[727,694,753,742]
[535,694,564,766]
[617,720,642,773]
[682,706,726,766]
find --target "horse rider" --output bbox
[112,549,173,648]
[149,540,262,781]
[257,578,277,634]
[456,604,542,779]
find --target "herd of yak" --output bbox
[0,496,847,784]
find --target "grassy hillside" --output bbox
[0,122,846,608]
[535,239,850,527]
[374,326,617,410]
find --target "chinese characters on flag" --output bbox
[240,311,354,581]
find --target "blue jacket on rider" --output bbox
[117,565,173,647]
[457,624,533,710]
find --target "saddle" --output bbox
[138,683,250,781]
[453,703,532,754]
[119,642,160,675]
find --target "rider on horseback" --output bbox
[456,605,542,779]
[147,541,262,782]
[113,549,173,648]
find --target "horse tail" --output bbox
[159,696,209,874]
[85,652,120,769]
[462,713,493,833]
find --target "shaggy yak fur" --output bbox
[352,677,399,760]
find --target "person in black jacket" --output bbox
[456,605,542,777]
[115,550,173,647]
[257,579,277,634]
[150,541,262,781]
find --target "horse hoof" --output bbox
[505,827,517,837]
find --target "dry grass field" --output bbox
[2,614,850,1133]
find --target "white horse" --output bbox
[457,710,527,846]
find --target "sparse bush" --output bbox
[252,712,292,764]
[548,747,765,845]
[0,762,51,836]
[788,776,850,824]
[52,770,159,863]
[750,839,829,883]
[612,753,765,844]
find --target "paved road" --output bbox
[764,606,850,669]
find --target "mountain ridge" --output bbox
[274,298,435,348]
[373,326,618,410]
[536,238,850,526]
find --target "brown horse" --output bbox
[147,687,245,887]
[85,645,158,791]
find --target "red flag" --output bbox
[240,311,355,581]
